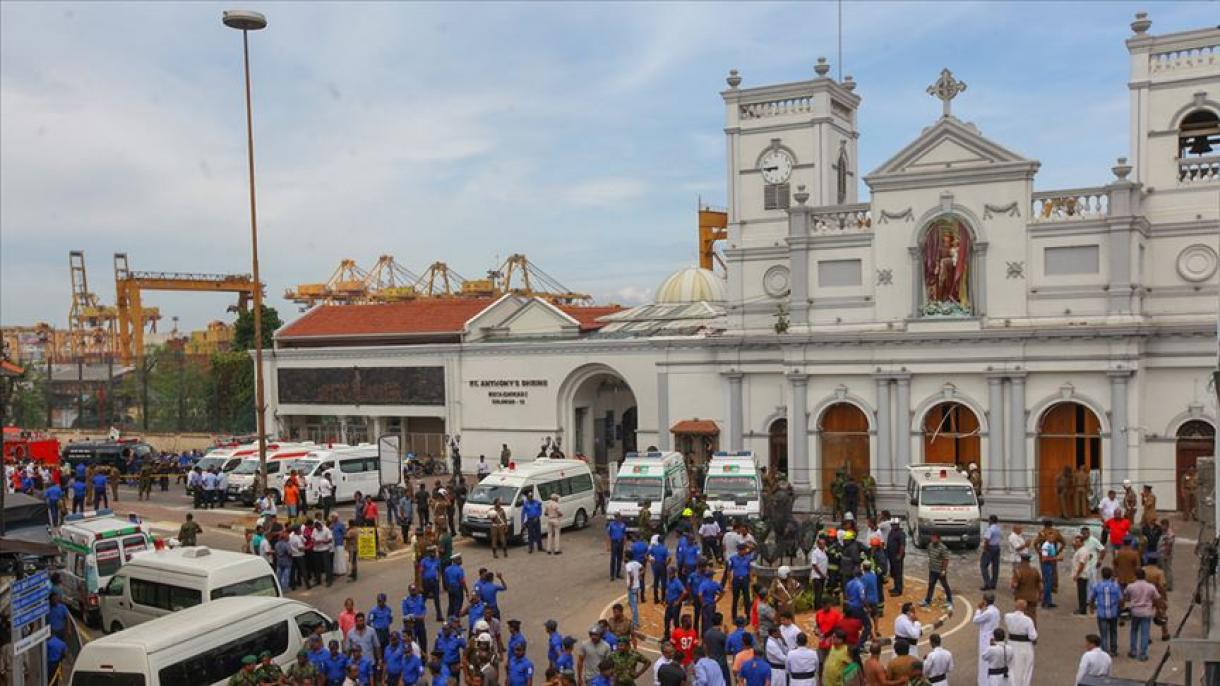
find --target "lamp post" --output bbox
[223,9,269,494]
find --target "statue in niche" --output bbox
[921,217,972,316]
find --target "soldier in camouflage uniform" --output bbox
[254,650,283,685]
[227,655,259,686]
[138,463,154,501]
[860,473,877,520]
[637,502,654,541]
[284,649,318,686]
[831,468,847,520]
[608,634,651,686]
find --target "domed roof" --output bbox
[655,267,726,304]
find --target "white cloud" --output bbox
[561,178,647,208]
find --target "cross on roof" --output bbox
[927,68,967,118]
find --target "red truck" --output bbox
[2,426,61,465]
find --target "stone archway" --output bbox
[1176,420,1215,514]
[1036,402,1102,517]
[818,403,870,507]
[921,401,981,468]
[563,366,638,475]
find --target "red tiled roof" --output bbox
[670,419,720,435]
[278,298,497,339]
[558,305,623,331]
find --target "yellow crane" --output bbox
[494,253,592,305]
[67,250,118,361]
[365,255,422,302]
[284,258,369,307]
[414,262,466,297]
[113,253,259,364]
[698,202,728,273]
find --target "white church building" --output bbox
[265,14,1218,519]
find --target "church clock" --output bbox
[759,149,794,184]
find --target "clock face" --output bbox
[760,149,793,184]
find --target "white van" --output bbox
[53,510,155,627]
[905,464,982,549]
[606,451,690,532]
[303,445,382,504]
[71,596,340,686]
[461,458,596,542]
[225,444,319,505]
[703,451,763,519]
[99,546,281,634]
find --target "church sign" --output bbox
[278,366,445,405]
[468,378,549,407]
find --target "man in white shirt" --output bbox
[288,525,310,590]
[653,642,676,686]
[1097,490,1121,544]
[625,556,643,628]
[1002,600,1036,686]
[783,633,818,686]
[1071,535,1097,616]
[981,628,1015,686]
[893,602,922,657]
[1075,634,1112,684]
[763,626,788,686]
[1007,525,1028,576]
[477,456,491,480]
[972,593,1001,686]
[313,520,335,587]
[808,539,829,610]
[922,633,954,684]
[778,613,801,652]
[216,470,230,506]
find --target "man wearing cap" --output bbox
[403,585,429,651]
[542,619,563,669]
[255,649,283,684]
[419,546,444,622]
[507,642,534,686]
[522,489,544,554]
[609,634,652,686]
[886,517,906,597]
[545,493,564,555]
[577,626,612,686]
[1121,480,1138,522]
[1140,485,1158,528]
[286,648,319,686]
[726,541,755,621]
[384,631,408,686]
[606,514,628,580]
[979,515,1002,591]
[349,644,375,686]
[228,655,260,686]
[767,566,799,617]
[467,632,499,686]
[445,553,469,620]
[322,639,350,686]
[370,594,395,656]
[439,618,468,684]
[1010,553,1041,623]
[403,640,427,686]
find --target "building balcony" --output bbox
[1178,155,1220,185]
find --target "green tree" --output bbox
[8,370,49,428]
[210,351,256,434]
[232,305,282,351]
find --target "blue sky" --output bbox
[2,2,1215,330]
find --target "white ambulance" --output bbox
[461,458,596,542]
[703,451,763,519]
[54,510,155,627]
[606,451,689,532]
[905,463,982,549]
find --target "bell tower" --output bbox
[1125,11,1220,215]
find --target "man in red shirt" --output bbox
[813,598,843,653]
[670,613,699,665]
[1104,515,1131,552]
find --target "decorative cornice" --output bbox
[983,201,1021,219]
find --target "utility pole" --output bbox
[141,355,150,431]
[177,344,185,432]
[76,356,84,428]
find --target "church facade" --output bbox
[265,14,1218,520]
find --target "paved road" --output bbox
[103,482,1210,685]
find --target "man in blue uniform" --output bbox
[368,593,394,656]
[725,542,755,621]
[419,546,444,622]
[402,584,428,649]
[44,481,63,527]
[606,514,627,580]
[91,469,109,510]
[522,490,544,554]
[478,570,508,619]
[322,639,349,686]
[663,566,687,642]
[443,553,468,619]
[437,618,467,684]
[507,641,534,686]
[737,644,771,686]
[348,644,374,685]
[545,619,563,669]
[648,535,670,603]
[70,476,87,514]
[401,640,425,686]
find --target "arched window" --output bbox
[1178,109,1219,158]
[835,143,850,205]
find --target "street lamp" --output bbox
[223,9,270,494]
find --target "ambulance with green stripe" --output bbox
[54,510,155,627]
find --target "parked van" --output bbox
[53,510,155,627]
[303,445,382,504]
[62,439,157,475]
[905,464,982,549]
[71,596,340,686]
[99,546,281,634]
[461,458,596,542]
[703,451,763,519]
[606,451,689,532]
[225,443,318,505]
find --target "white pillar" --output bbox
[1008,375,1027,492]
[986,375,1006,492]
[727,372,744,451]
[1109,370,1132,482]
[895,376,911,473]
[656,371,671,451]
[875,377,892,487]
[788,373,810,495]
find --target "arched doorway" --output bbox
[1036,402,1102,517]
[819,403,870,507]
[768,419,788,477]
[922,402,981,468]
[1176,420,1215,512]
[568,370,638,476]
